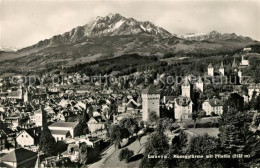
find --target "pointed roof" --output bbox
[197,77,203,83]
[137,95,142,104]
[208,63,213,68]
[0,148,37,163]
[142,85,160,94]
[122,95,127,103]
[232,58,237,68]
[182,76,190,86]
[219,61,224,69]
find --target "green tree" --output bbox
[39,128,57,156]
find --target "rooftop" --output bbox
[49,122,79,128]
[0,148,37,163]
[142,85,160,94]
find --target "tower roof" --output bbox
[208,63,213,68]
[232,58,237,68]
[197,77,203,83]
[142,85,160,94]
[182,76,190,86]
[219,61,224,69]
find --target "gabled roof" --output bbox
[0,148,37,163]
[51,130,69,135]
[219,61,224,69]
[205,98,223,107]
[49,122,79,128]
[142,85,160,94]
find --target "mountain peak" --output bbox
[82,13,172,38]
[180,30,252,42]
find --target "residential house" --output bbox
[0,148,37,168]
[87,116,105,133]
[202,98,223,116]
[16,130,38,147]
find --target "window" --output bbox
[57,137,59,141]
[61,137,63,140]
[22,135,24,137]
[26,135,28,138]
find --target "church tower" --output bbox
[238,70,242,84]
[142,85,160,122]
[219,61,225,76]
[182,77,192,98]
[232,58,237,72]
[195,77,204,92]
[208,63,214,76]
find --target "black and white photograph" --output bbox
[0,0,260,167]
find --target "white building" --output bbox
[202,98,223,116]
[48,122,80,141]
[240,55,249,66]
[195,77,204,92]
[219,62,225,76]
[208,63,214,77]
[174,96,193,120]
[182,77,192,98]
[87,116,105,133]
[142,85,160,122]
[16,130,35,147]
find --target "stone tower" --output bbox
[195,77,204,92]
[182,76,192,98]
[219,61,225,76]
[238,70,242,84]
[208,63,214,76]
[142,85,160,122]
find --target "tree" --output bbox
[118,148,134,162]
[109,124,124,149]
[78,109,89,134]
[188,133,219,155]
[79,142,88,165]
[141,130,169,167]
[119,118,139,137]
[39,128,56,156]
[252,95,260,111]
[224,93,244,111]
[192,110,206,128]
[149,111,158,123]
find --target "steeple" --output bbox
[232,58,237,68]
[219,61,225,76]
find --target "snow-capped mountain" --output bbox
[0,46,18,52]
[73,13,172,38]
[22,13,173,50]
[180,31,252,42]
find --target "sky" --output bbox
[0,0,260,49]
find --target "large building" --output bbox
[142,85,160,122]
[48,122,80,141]
[174,96,193,120]
[174,78,193,120]
[202,98,223,116]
